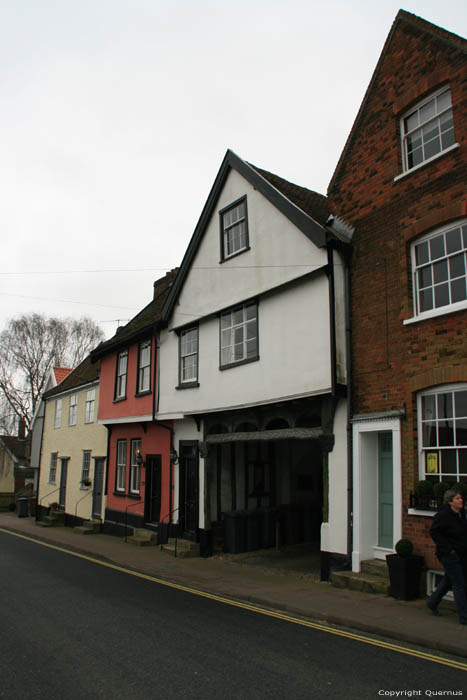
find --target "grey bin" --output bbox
[223,510,247,554]
[17,497,29,518]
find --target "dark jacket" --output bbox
[430,504,467,561]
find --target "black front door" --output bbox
[59,458,68,509]
[144,455,161,524]
[179,441,199,540]
[92,458,105,519]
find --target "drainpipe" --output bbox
[344,250,353,569]
[327,244,337,397]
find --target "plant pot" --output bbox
[386,554,424,600]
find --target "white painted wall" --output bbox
[333,250,347,384]
[158,274,332,417]
[172,418,202,527]
[321,399,348,555]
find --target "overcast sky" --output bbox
[1,0,465,340]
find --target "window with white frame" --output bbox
[81,451,91,484]
[116,440,127,492]
[49,452,58,483]
[54,399,62,428]
[220,302,258,367]
[179,328,198,383]
[130,439,142,494]
[69,394,77,426]
[412,221,467,318]
[220,197,249,260]
[401,87,455,172]
[418,385,467,482]
[138,341,151,393]
[115,350,128,399]
[85,389,95,423]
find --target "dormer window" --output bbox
[401,87,455,172]
[220,197,249,261]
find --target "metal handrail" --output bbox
[39,486,60,508]
[124,499,144,542]
[160,506,179,555]
[75,487,92,518]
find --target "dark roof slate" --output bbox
[0,435,29,461]
[90,270,177,360]
[44,354,100,399]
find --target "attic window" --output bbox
[220,197,249,261]
[401,87,455,172]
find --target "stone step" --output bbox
[127,529,158,547]
[360,559,390,578]
[331,570,390,595]
[167,537,199,551]
[36,520,53,528]
[73,519,101,535]
[161,542,200,558]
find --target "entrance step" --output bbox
[73,519,101,535]
[161,537,200,558]
[36,512,64,528]
[127,528,158,547]
[331,559,390,595]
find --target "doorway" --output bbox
[92,458,105,519]
[378,432,393,548]
[178,441,199,540]
[144,455,161,524]
[59,458,68,509]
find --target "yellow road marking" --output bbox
[2,526,466,671]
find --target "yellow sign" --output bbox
[427,453,438,474]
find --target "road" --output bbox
[0,530,465,700]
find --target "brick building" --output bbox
[327,10,466,591]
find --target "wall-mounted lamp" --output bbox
[135,449,144,467]
[170,448,179,465]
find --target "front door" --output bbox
[59,458,68,509]
[92,458,105,519]
[179,441,199,540]
[144,455,161,524]
[378,432,393,548]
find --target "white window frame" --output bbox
[220,197,249,260]
[49,452,58,483]
[138,341,151,393]
[115,350,128,399]
[69,394,77,426]
[400,86,456,173]
[220,302,258,368]
[179,328,198,383]
[54,399,62,428]
[85,389,95,423]
[116,440,127,492]
[81,450,91,485]
[129,439,141,494]
[417,384,467,482]
[409,220,467,322]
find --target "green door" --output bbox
[378,432,393,548]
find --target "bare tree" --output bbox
[0,314,104,434]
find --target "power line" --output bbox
[0,292,138,311]
[0,263,333,276]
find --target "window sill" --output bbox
[220,245,250,264]
[403,299,467,325]
[219,355,259,371]
[408,508,435,518]
[127,492,141,500]
[113,396,127,403]
[394,143,460,182]
[113,491,126,497]
[79,486,90,491]
[176,381,200,390]
[135,390,152,398]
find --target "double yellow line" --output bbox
[2,527,466,671]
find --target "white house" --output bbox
[157,150,351,578]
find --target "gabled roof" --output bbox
[44,355,100,399]
[90,270,178,361]
[53,367,72,384]
[328,10,466,193]
[0,435,29,463]
[162,149,332,320]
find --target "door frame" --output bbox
[352,416,402,572]
[144,454,162,524]
[92,457,105,520]
[59,457,69,509]
[178,440,199,540]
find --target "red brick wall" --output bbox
[328,16,467,558]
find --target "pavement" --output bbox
[1,512,466,660]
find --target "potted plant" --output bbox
[415,479,434,508]
[81,479,92,487]
[49,502,59,513]
[386,539,424,600]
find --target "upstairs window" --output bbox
[49,452,58,483]
[85,389,95,423]
[401,87,455,172]
[130,439,142,494]
[419,385,467,482]
[412,221,467,319]
[137,341,151,394]
[220,301,258,368]
[115,440,127,492]
[220,197,249,260]
[69,394,77,426]
[179,328,198,385]
[115,350,128,400]
[54,399,62,428]
[81,450,91,484]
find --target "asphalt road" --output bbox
[0,531,465,700]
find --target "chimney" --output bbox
[18,418,26,439]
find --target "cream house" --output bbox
[37,356,107,523]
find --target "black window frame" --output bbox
[177,326,200,389]
[219,195,250,262]
[219,300,259,371]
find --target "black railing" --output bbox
[124,499,144,542]
[160,506,179,555]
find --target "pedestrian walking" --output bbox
[426,488,467,624]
